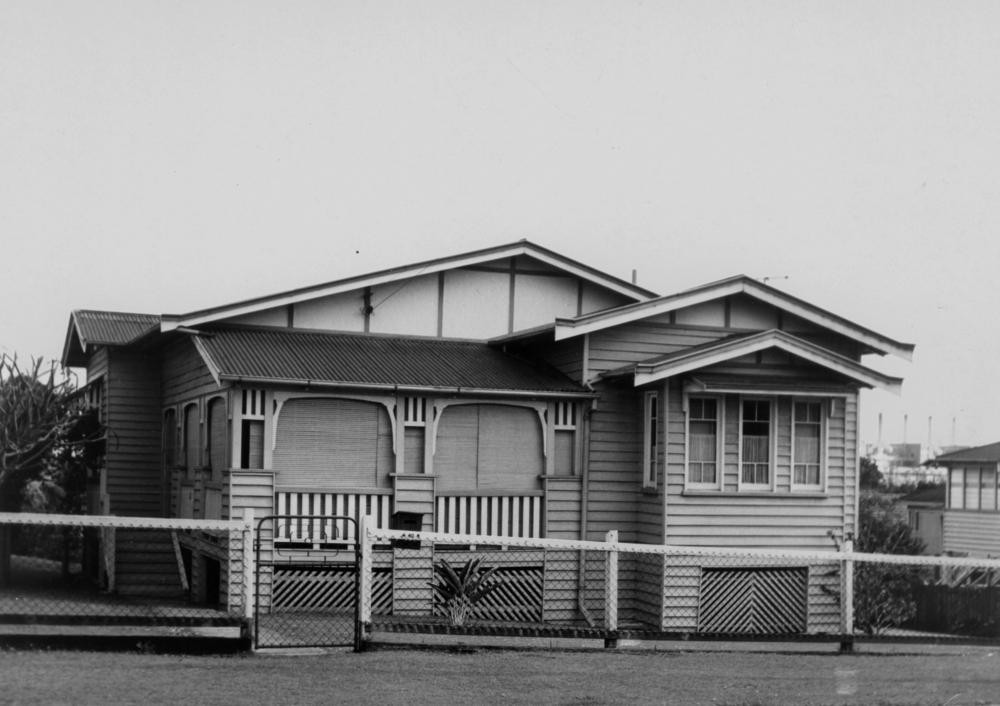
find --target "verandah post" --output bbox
[840,537,854,653]
[604,529,619,647]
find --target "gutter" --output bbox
[218,375,596,400]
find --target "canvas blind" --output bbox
[183,403,200,474]
[273,398,393,489]
[207,397,227,481]
[435,404,542,492]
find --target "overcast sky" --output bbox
[2,1,998,449]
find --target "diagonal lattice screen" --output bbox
[697,567,808,634]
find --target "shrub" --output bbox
[430,558,499,627]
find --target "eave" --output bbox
[162,240,657,332]
[604,329,903,394]
[554,275,915,361]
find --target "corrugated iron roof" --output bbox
[195,326,588,395]
[933,442,1000,464]
[73,310,161,346]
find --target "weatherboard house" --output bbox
[62,241,912,628]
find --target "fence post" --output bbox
[359,514,373,632]
[243,508,255,623]
[604,529,619,647]
[840,537,854,653]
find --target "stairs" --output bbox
[113,530,187,599]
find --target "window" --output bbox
[964,468,981,510]
[949,468,964,509]
[554,401,577,476]
[643,392,659,488]
[792,401,823,488]
[240,389,265,470]
[740,399,771,487]
[982,468,998,511]
[687,397,719,486]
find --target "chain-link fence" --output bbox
[0,512,252,629]
[359,522,1000,647]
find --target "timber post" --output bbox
[604,529,619,648]
[359,514,374,637]
[840,537,855,653]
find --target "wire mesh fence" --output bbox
[360,522,1000,646]
[0,512,251,627]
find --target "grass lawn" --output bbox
[1,645,999,705]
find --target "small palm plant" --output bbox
[430,557,499,627]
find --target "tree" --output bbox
[0,355,78,511]
[0,355,103,583]
[859,456,884,490]
[852,491,926,634]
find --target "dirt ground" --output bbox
[1,645,999,705]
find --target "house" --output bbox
[61,240,913,628]
[898,484,946,555]
[934,442,1000,558]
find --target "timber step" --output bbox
[113,530,184,598]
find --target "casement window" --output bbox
[948,466,999,511]
[642,391,659,489]
[183,403,200,477]
[553,401,577,476]
[792,401,824,490]
[240,389,266,470]
[686,397,721,487]
[403,396,427,475]
[740,399,772,488]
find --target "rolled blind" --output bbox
[273,398,393,489]
[435,404,542,492]
[207,397,227,479]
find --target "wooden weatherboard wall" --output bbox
[943,511,1000,557]
[104,348,162,516]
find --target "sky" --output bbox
[2,1,999,450]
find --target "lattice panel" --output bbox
[697,567,807,634]
[433,565,543,623]
[272,565,391,613]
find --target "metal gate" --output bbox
[254,515,362,650]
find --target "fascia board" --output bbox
[743,283,915,361]
[633,333,903,394]
[166,242,652,331]
[554,280,745,341]
[215,373,595,399]
[60,315,86,367]
[189,335,223,387]
[556,278,915,362]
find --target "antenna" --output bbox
[761,275,789,285]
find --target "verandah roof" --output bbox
[191,326,591,398]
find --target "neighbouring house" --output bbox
[935,442,1000,558]
[898,484,946,555]
[61,240,913,629]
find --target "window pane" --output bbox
[950,469,964,509]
